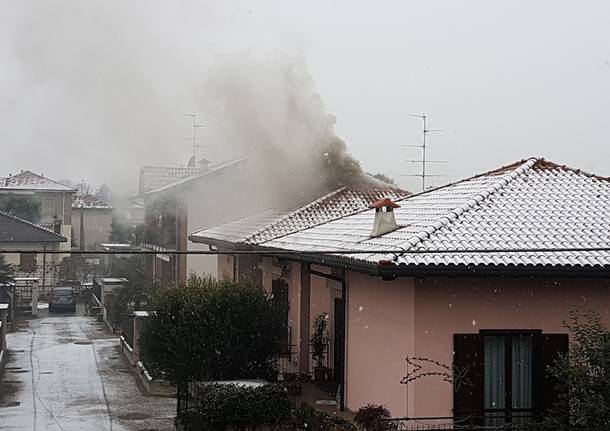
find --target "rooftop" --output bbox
[261,158,610,270]
[138,166,201,195]
[190,185,410,246]
[145,157,247,195]
[0,211,67,243]
[72,194,113,210]
[0,170,75,192]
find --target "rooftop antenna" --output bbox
[181,113,206,162]
[403,113,447,191]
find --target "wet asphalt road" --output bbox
[0,306,175,430]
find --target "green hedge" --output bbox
[189,383,292,430]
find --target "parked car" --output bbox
[49,287,76,313]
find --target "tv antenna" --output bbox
[182,113,206,162]
[403,113,447,191]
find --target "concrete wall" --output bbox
[72,208,113,250]
[0,242,64,287]
[0,190,74,252]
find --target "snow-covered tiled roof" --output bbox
[138,166,201,194]
[190,186,410,246]
[72,194,113,209]
[263,158,610,270]
[250,186,409,244]
[0,170,75,192]
[191,209,291,245]
[144,157,247,195]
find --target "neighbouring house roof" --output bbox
[0,170,75,192]
[189,186,410,246]
[190,209,291,246]
[144,157,248,196]
[0,211,67,243]
[261,158,610,271]
[138,166,201,195]
[72,194,113,210]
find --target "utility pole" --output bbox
[181,114,205,163]
[404,113,446,192]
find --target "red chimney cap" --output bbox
[370,198,401,209]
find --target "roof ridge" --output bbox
[22,170,77,191]
[394,158,537,254]
[0,210,68,241]
[532,158,610,182]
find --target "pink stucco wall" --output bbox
[345,273,610,418]
[217,255,235,280]
[345,272,415,416]
[412,276,610,418]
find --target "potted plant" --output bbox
[283,373,303,395]
[310,313,330,381]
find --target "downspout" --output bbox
[309,269,348,412]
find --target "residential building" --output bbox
[189,184,409,389]
[139,157,254,284]
[0,211,68,288]
[0,170,75,251]
[125,198,145,226]
[72,194,114,250]
[188,158,610,423]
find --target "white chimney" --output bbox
[370,198,400,237]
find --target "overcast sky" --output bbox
[1,1,609,194]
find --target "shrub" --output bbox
[354,405,394,431]
[189,383,292,430]
[544,309,610,430]
[292,404,356,431]
[139,275,283,383]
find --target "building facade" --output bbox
[189,158,610,424]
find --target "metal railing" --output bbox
[382,416,548,431]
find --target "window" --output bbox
[454,331,568,424]
[483,333,534,425]
[42,198,54,218]
[19,253,36,272]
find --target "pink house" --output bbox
[190,158,610,426]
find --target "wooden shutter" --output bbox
[272,279,289,354]
[453,334,483,420]
[537,333,569,417]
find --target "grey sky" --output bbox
[1,1,609,194]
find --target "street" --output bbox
[0,306,175,430]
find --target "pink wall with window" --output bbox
[411,276,610,418]
[344,273,610,418]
